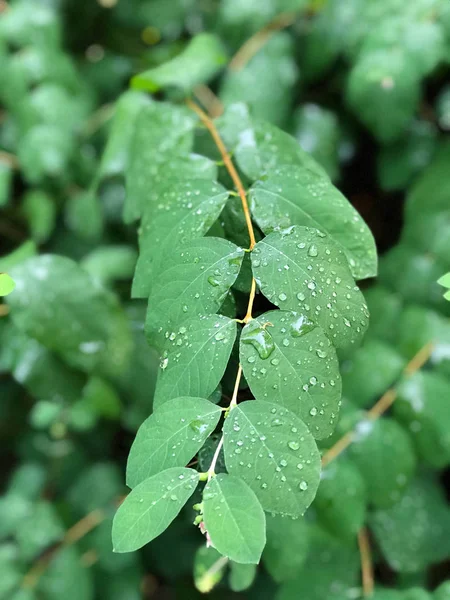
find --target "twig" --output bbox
[358,528,374,597]
[0,150,19,170]
[187,99,256,250]
[22,508,106,590]
[321,342,434,467]
[193,84,224,118]
[228,12,297,72]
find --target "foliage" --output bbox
[1,0,450,599]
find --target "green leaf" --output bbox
[370,475,450,573]
[223,401,321,517]
[249,169,377,281]
[364,286,403,345]
[82,376,121,420]
[126,397,222,488]
[263,514,310,583]
[0,162,12,207]
[346,48,421,143]
[7,255,132,377]
[252,226,370,350]
[39,547,94,600]
[0,273,15,296]
[145,238,244,350]
[16,501,64,561]
[194,546,227,594]
[0,545,23,600]
[229,562,257,592]
[394,371,450,469]
[153,314,236,408]
[437,272,450,289]
[81,246,138,285]
[220,33,297,128]
[99,90,150,179]
[434,582,450,600]
[341,339,406,408]
[314,458,367,541]
[65,189,103,242]
[132,180,229,298]
[217,103,327,182]
[0,241,37,272]
[240,310,341,439]
[348,416,417,508]
[132,34,227,93]
[203,473,266,564]
[124,101,198,223]
[293,103,341,181]
[112,467,199,553]
[22,190,56,244]
[277,524,360,600]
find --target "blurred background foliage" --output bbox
[0,0,450,598]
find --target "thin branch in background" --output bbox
[358,528,374,597]
[0,150,19,170]
[321,341,434,467]
[228,12,297,72]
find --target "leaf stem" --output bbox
[358,527,374,597]
[321,341,433,467]
[207,435,224,482]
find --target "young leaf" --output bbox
[263,514,310,583]
[124,101,198,223]
[0,273,15,296]
[203,474,266,564]
[145,238,244,350]
[252,226,370,350]
[132,180,229,298]
[112,467,199,553]
[153,314,237,408]
[126,397,222,488]
[194,546,227,594]
[132,33,227,93]
[240,310,341,439]
[223,401,321,516]
[229,562,257,592]
[249,167,377,280]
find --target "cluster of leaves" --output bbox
[0,0,450,599]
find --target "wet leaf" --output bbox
[145,237,243,350]
[203,473,266,564]
[112,467,199,552]
[240,310,341,439]
[126,397,222,488]
[153,314,236,408]
[249,169,377,280]
[223,401,321,517]
[252,226,370,350]
[132,180,229,298]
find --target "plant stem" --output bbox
[186,98,256,250]
[321,341,433,467]
[187,99,257,480]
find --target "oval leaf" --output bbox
[126,397,222,488]
[249,165,377,280]
[203,474,266,564]
[146,238,244,350]
[0,273,15,296]
[153,314,237,408]
[240,310,341,439]
[252,226,370,350]
[223,401,321,516]
[112,467,199,553]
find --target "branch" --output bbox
[321,341,434,467]
[358,528,374,597]
[228,12,297,72]
[22,508,107,590]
